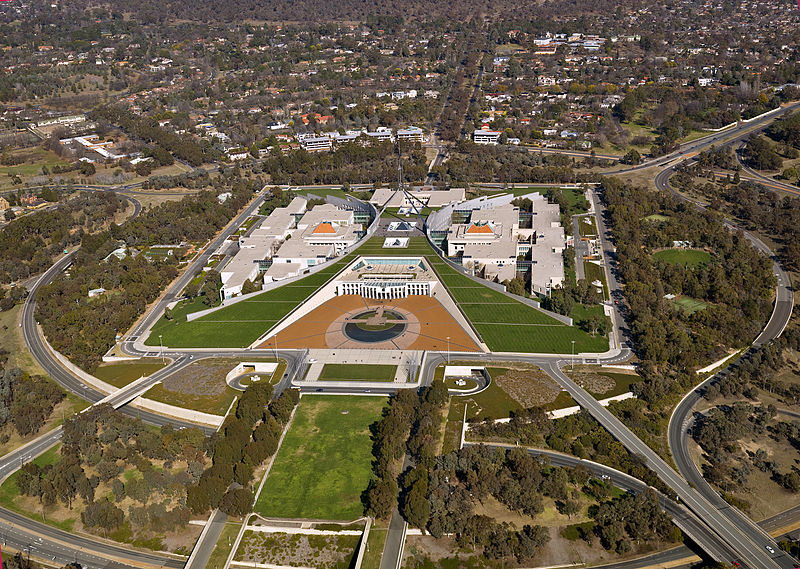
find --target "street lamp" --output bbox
[446,336,450,364]
[571,340,575,371]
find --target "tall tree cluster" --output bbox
[35,177,259,372]
[186,384,300,517]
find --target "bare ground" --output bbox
[235,531,359,569]
[493,366,561,407]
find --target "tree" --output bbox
[364,477,398,519]
[558,498,581,520]
[621,149,641,165]
[219,488,254,516]
[82,499,124,529]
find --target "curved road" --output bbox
[5,98,800,569]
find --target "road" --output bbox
[651,160,795,569]
[120,188,274,355]
[6,96,800,569]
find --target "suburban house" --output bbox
[473,128,502,145]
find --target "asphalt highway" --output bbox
[5,97,799,569]
[120,188,273,356]
[652,162,796,568]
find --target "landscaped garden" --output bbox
[318,364,397,382]
[254,395,386,520]
[146,235,608,354]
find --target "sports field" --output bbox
[673,295,708,314]
[254,395,385,520]
[653,248,712,268]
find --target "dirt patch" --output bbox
[569,371,615,395]
[236,531,358,569]
[402,526,673,569]
[493,366,561,407]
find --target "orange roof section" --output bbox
[312,222,337,234]
[466,223,494,235]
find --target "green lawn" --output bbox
[207,521,243,569]
[653,248,712,268]
[146,257,355,348]
[361,523,389,569]
[673,296,708,314]
[456,367,522,421]
[318,364,397,382]
[583,261,609,300]
[643,214,671,223]
[149,235,607,354]
[254,395,386,520]
[428,258,608,353]
[93,359,166,388]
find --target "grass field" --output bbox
[643,214,671,223]
[93,359,166,388]
[149,235,606,354]
[142,382,238,416]
[318,364,397,382]
[673,296,708,314]
[653,248,712,268]
[207,521,243,569]
[428,257,608,353]
[254,395,386,520]
[583,261,609,300]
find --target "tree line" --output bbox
[35,176,259,372]
[258,141,427,186]
[187,383,300,517]
[0,366,65,439]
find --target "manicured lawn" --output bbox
[149,235,607,354]
[476,323,608,353]
[653,248,712,268]
[458,301,557,325]
[254,395,386,520]
[318,364,397,382]
[93,359,166,388]
[570,303,604,323]
[673,296,708,314]
[146,257,355,348]
[583,261,609,300]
